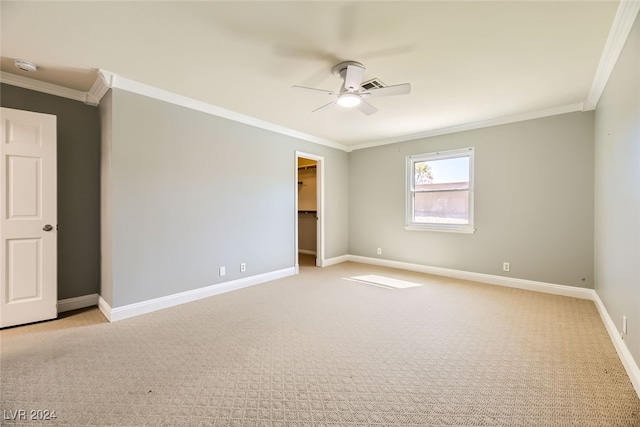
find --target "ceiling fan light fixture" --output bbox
[337,93,361,108]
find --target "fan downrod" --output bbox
[331,61,365,78]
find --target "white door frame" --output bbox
[295,151,324,271]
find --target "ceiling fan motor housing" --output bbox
[332,61,365,79]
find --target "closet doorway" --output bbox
[295,151,324,270]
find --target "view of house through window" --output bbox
[406,148,474,232]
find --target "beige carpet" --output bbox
[1,261,639,426]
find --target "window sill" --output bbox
[404,225,476,234]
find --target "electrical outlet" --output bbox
[377,248,382,255]
[503,262,510,272]
[240,263,246,272]
[219,266,226,277]
[623,315,628,335]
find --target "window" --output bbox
[406,147,475,233]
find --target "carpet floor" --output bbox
[1,261,639,426]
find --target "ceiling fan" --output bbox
[292,61,411,115]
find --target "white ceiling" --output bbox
[0,1,621,148]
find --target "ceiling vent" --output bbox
[360,78,386,91]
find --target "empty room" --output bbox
[1,1,639,426]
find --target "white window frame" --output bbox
[405,147,475,234]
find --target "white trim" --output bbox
[99,69,347,152]
[592,292,640,398]
[98,296,112,322]
[586,0,640,109]
[319,255,350,267]
[345,255,594,300]
[405,147,475,234]
[2,65,618,152]
[347,103,585,152]
[98,267,295,322]
[404,225,476,234]
[85,73,111,106]
[57,293,99,313]
[0,71,87,104]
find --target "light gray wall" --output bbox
[106,89,348,307]
[99,90,113,306]
[349,112,594,288]
[594,15,640,365]
[0,84,101,300]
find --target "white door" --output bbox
[0,107,57,328]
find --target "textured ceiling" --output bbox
[0,1,619,147]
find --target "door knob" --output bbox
[43,224,53,232]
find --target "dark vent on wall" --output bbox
[361,78,386,90]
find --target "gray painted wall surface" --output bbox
[0,84,101,300]
[594,15,640,365]
[349,112,594,288]
[107,89,348,307]
[99,90,113,306]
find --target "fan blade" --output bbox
[338,3,358,44]
[344,65,365,91]
[275,45,341,64]
[312,101,337,113]
[362,83,411,97]
[357,99,377,116]
[292,85,336,96]
[359,45,415,60]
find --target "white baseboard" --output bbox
[298,249,317,256]
[57,293,99,313]
[347,255,594,300]
[93,254,640,399]
[592,292,640,398]
[331,254,639,398]
[320,255,350,267]
[98,296,112,321]
[99,267,296,323]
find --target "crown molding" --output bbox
[0,71,87,104]
[347,102,586,152]
[85,72,112,106]
[99,69,348,152]
[586,0,640,108]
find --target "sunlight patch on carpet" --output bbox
[344,274,423,289]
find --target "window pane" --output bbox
[413,190,469,224]
[414,157,469,190]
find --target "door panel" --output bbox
[7,156,41,219]
[1,107,57,328]
[6,238,41,301]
